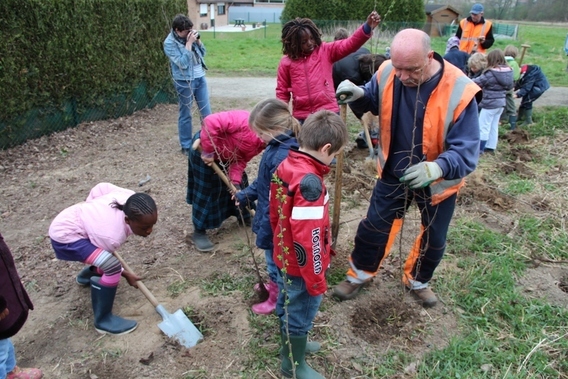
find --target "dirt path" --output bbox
[207,76,568,106]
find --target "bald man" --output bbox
[334,29,481,307]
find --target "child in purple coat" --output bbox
[472,49,514,153]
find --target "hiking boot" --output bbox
[333,279,369,301]
[192,230,214,252]
[408,287,438,308]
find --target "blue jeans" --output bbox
[0,339,16,378]
[264,249,278,284]
[276,271,322,336]
[174,77,212,149]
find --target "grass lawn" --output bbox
[204,22,568,87]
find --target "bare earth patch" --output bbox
[1,91,567,378]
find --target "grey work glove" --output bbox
[336,80,364,104]
[400,162,443,189]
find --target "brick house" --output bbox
[187,0,285,30]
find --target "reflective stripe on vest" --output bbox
[375,60,479,205]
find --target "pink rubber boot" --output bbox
[251,281,278,315]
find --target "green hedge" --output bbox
[281,0,425,24]
[0,0,186,148]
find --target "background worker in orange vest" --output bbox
[456,3,494,54]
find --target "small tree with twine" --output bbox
[271,172,299,378]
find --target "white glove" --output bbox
[400,162,443,189]
[336,80,364,104]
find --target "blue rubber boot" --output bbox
[76,265,100,286]
[90,277,137,335]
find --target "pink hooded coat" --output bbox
[199,110,265,185]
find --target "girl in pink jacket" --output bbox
[187,110,265,252]
[276,11,381,122]
[49,183,158,336]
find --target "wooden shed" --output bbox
[425,4,460,37]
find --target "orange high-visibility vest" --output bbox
[375,60,480,205]
[459,19,492,54]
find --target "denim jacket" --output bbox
[163,30,207,81]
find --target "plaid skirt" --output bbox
[186,134,251,231]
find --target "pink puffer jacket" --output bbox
[200,110,265,185]
[276,24,372,120]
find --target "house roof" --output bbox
[425,4,460,16]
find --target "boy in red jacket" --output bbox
[270,110,348,378]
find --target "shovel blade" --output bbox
[157,307,203,348]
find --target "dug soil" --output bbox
[1,85,567,378]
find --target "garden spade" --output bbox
[114,252,203,348]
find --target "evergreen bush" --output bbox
[0,0,186,148]
[281,0,424,25]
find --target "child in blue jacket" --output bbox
[515,64,550,126]
[234,99,300,315]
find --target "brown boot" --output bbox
[333,279,370,301]
[408,287,438,308]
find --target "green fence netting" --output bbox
[0,82,177,149]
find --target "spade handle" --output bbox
[114,251,160,308]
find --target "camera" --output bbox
[195,32,200,40]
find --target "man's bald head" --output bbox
[391,29,430,59]
[389,29,438,87]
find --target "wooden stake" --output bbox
[332,105,346,249]
[519,44,531,66]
